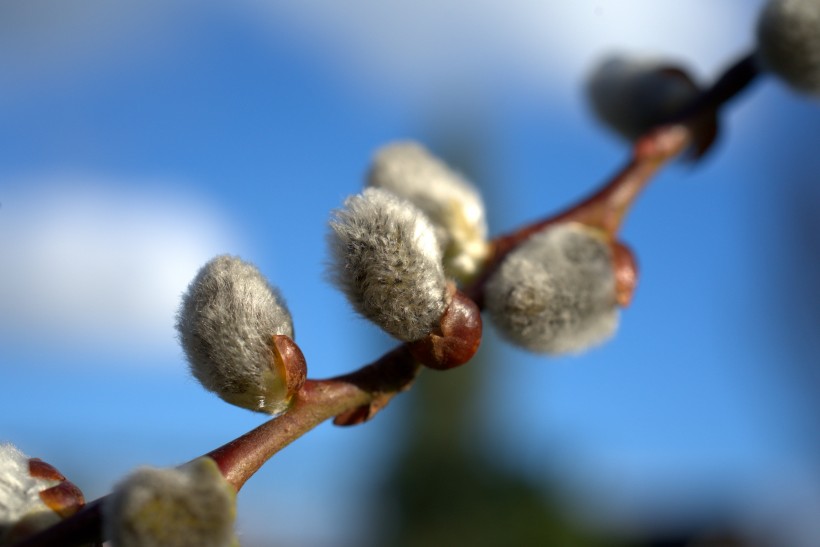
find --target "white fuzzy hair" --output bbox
[103,458,236,547]
[328,187,449,342]
[366,141,488,279]
[176,255,294,414]
[0,444,60,541]
[485,223,619,354]
[757,0,820,95]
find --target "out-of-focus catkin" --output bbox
[104,458,237,547]
[757,0,820,95]
[587,55,700,140]
[485,223,619,354]
[366,141,488,281]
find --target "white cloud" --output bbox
[0,1,764,106]
[246,0,763,103]
[0,176,241,361]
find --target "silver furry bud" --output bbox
[104,458,237,547]
[366,141,488,280]
[328,187,450,341]
[485,223,619,354]
[177,255,296,414]
[586,56,700,141]
[757,0,820,95]
[0,444,61,543]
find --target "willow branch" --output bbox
[465,51,761,306]
[208,344,421,491]
[12,50,762,547]
[12,346,421,547]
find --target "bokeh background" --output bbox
[2,1,820,545]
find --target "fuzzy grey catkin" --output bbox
[328,188,450,342]
[366,141,488,280]
[757,0,820,95]
[103,458,237,547]
[177,255,294,414]
[586,56,699,141]
[485,223,619,354]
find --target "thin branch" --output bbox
[464,123,689,307]
[670,52,760,123]
[466,52,761,307]
[11,49,762,547]
[13,347,420,547]
[10,500,105,547]
[208,344,421,491]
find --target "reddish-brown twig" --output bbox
[11,50,761,547]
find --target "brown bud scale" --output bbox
[39,481,86,518]
[270,334,308,401]
[28,459,66,482]
[611,241,639,307]
[409,290,482,370]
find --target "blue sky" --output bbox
[2,1,820,545]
